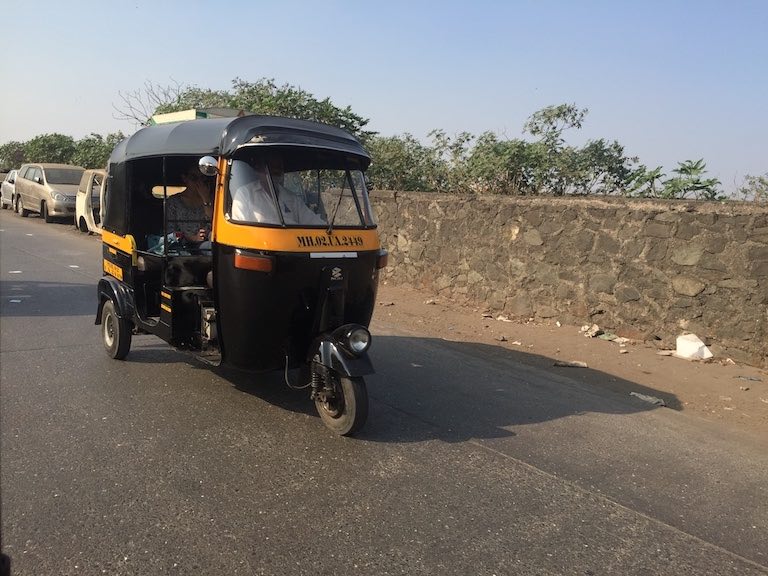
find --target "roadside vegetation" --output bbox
[1,78,764,202]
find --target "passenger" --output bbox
[231,157,325,226]
[169,169,214,242]
[147,169,213,254]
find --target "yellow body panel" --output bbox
[216,223,380,252]
[103,259,123,280]
[102,231,138,265]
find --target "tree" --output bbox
[428,130,474,192]
[365,134,442,191]
[72,132,125,168]
[661,159,723,200]
[737,173,768,202]
[113,79,189,127]
[465,133,542,195]
[114,78,374,140]
[0,141,27,170]
[626,165,665,197]
[520,104,638,196]
[523,103,588,146]
[24,133,76,164]
[570,139,638,195]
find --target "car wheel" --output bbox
[42,202,53,223]
[16,197,29,217]
[78,217,89,233]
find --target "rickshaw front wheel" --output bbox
[101,299,132,360]
[315,375,368,436]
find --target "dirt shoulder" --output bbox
[373,284,768,439]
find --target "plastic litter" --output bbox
[554,360,588,368]
[581,324,602,338]
[675,333,713,360]
[630,392,667,407]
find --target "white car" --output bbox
[1,170,16,209]
[75,168,107,234]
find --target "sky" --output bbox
[1,0,766,191]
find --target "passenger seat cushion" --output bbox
[164,256,212,287]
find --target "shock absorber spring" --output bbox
[309,364,323,399]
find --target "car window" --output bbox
[20,167,32,179]
[45,168,84,185]
[30,168,42,182]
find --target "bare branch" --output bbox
[112,79,186,126]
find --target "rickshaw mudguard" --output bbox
[95,276,135,325]
[313,338,374,378]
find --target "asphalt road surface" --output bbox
[1,210,766,576]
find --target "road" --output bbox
[1,209,766,576]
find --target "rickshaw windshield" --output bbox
[226,151,375,228]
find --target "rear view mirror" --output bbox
[34,176,42,184]
[198,156,218,177]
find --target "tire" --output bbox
[42,201,53,223]
[78,217,89,233]
[101,299,132,360]
[16,196,29,217]
[315,375,368,436]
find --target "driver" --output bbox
[230,155,325,226]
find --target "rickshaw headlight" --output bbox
[346,327,371,355]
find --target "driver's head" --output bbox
[181,169,211,202]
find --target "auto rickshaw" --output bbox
[95,116,387,435]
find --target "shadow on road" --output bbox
[164,333,680,443]
[0,280,94,317]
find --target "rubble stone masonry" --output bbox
[372,191,768,368]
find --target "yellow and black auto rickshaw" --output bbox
[96,116,387,435]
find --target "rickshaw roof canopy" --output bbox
[110,115,371,166]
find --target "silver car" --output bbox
[1,170,16,209]
[14,163,85,222]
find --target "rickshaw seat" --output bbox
[164,255,213,288]
[137,253,162,274]
[137,252,212,288]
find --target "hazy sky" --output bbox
[2,0,766,190]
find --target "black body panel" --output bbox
[213,246,379,371]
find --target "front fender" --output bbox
[95,277,135,325]
[311,338,374,377]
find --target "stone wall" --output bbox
[372,191,768,368]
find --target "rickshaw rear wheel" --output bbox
[101,299,132,360]
[315,375,368,436]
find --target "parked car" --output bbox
[75,168,107,234]
[1,170,16,209]
[14,163,85,222]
